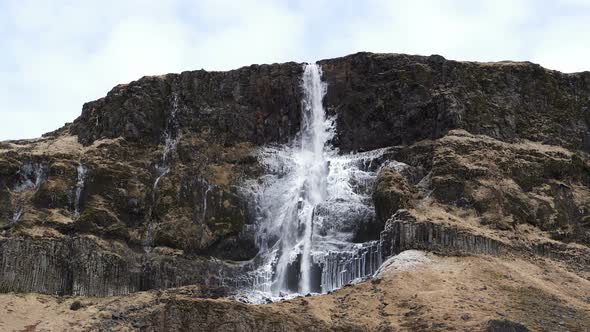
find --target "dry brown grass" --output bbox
[1,252,588,331]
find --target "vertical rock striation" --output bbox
[380,210,505,258]
[0,235,236,296]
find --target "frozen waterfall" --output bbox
[241,64,385,301]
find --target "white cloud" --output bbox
[0,0,588,140]
[0,0,305,140]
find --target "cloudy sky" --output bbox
[1,0,589,140]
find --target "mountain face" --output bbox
[0,52,589,331]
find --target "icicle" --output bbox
[237,64,389,303]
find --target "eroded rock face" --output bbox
[126,298,332,332]
[372,129,590,277]
[0,132,261,296]
[424,130,590,244]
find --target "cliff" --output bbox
[0,52,589,331]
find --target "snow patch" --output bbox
[375,250,432,277]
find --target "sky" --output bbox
[1,0,589,141]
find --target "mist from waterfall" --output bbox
[241,63,385,302]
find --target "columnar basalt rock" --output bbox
[0,235,238,296]
[380,210,506,258]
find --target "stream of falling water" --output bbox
[144,90,181,249]
[239,64,385,302]
[73,164,87,219]
[9,161,47,225]
[153,92,180,194]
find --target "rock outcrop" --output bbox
[0,134,257,296]
[380,210,506,258]
[390,130,590,246]
[372,169,415,224]
[0,235,238,297]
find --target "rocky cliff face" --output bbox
[70,63,304,147]
[383,129,590,245]
[321,53,590,152]
[0,52,589,314]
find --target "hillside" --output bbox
[0,52,589,331]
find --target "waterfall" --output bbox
[202,182,212,224]
[11,207,23,224]
[269,63,332,295]
[298,64,331,294]
[14,161,46,193]
[152,91,180,193]
[241,64,387,302]
[73,164,87,218]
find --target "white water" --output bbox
[202,182,213,224]
[73,164,87,218]
[11,207,23,224]
[153,91,180,193]
[240,64,386,302]
[273,63,331,295]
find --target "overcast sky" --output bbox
[1,0,589,140]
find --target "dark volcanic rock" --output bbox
[380,210,505,258]
[97,297,334,332]
[70,63,304,147]
[319,52,590,152]
[372,168,415,223]
[485,319,530,332]
[1,52,590,300]
[70,300,82,311]
[67,52,590,154]
[404,130,590,244]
